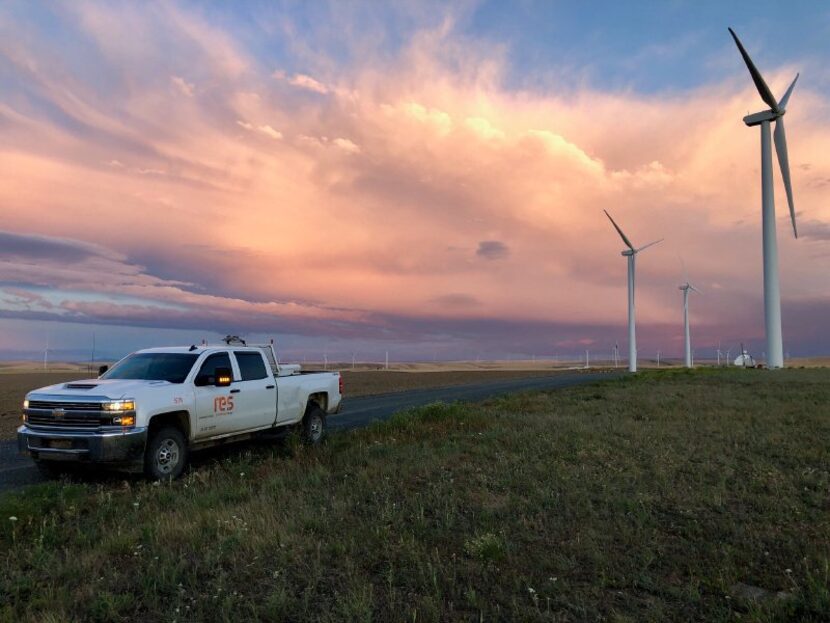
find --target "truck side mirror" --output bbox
[98,365,109,376]
[214,367,233,387]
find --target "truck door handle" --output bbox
[230,389,240,394]
[265,385,275,389]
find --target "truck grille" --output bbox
[27,412,108,429]
[25,399,111,430]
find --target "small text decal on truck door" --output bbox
[214,395,234,414]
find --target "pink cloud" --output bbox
[0,5,828,355]
[170,75,195,97]
[287,73,329,94]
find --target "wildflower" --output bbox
[133,502,139,508]
[528,587,536,594]
[8,516,18,522]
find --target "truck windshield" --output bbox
[101,353,199,383]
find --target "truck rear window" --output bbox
[101,353,199,383]
[235,352,268,380]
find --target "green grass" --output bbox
[1,368,829,622]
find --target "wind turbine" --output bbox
[728,27,800,369]
[678,260,700,368]
[604,210,663,372]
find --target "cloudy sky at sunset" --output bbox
[1,1,829,362]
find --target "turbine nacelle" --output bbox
[742,109,782,127]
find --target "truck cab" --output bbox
[18,341,342,479]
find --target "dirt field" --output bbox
[0,369,569,441]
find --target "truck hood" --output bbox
[27,378,174,399]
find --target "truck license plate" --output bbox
[49,439,73,450]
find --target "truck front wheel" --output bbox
[144,426,188,481]
[301,405,327,445]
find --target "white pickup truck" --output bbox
[17,340,342,479]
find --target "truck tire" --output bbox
[144,425,188,481]
[301,405,327,445]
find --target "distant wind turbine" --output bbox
[678,260,701,369]
[604,210,663,372]
[728,27,800,369]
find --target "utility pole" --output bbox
[351,353,356,370]
[585,350,590,369]
[657,351,661,367]
[385,351,389,370]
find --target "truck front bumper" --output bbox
[17,425,148,465]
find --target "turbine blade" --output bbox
[689,284,702,294]
[773,117,798,238]
[778,73,799,111]
[635,238,663,253]
[728,27,779,112]
[603,209,634,250]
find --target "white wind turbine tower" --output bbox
[729,27,800,369]
[679,282,700,368]
[678,260,700,369]
[604,210,663,373]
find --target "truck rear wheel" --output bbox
[301,405,327,445]
[144,426,188,481]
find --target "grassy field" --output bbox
[1,368,829,621]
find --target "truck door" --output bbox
[232,351,277,430]
[193,352,238,438]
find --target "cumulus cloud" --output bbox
[286,73,329,94]
[170,75,195,97]
[237,120,283,140]
[0,3,828,356]
[332,137,361,154]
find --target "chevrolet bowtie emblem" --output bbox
[52,408,66,418]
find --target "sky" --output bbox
[1,0,829,363]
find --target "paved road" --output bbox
[0,371,619,493]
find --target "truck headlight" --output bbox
[112,415,136,427]
[102,400,136,412]
[23,399,29,409]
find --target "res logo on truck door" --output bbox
[214,395,234,414]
